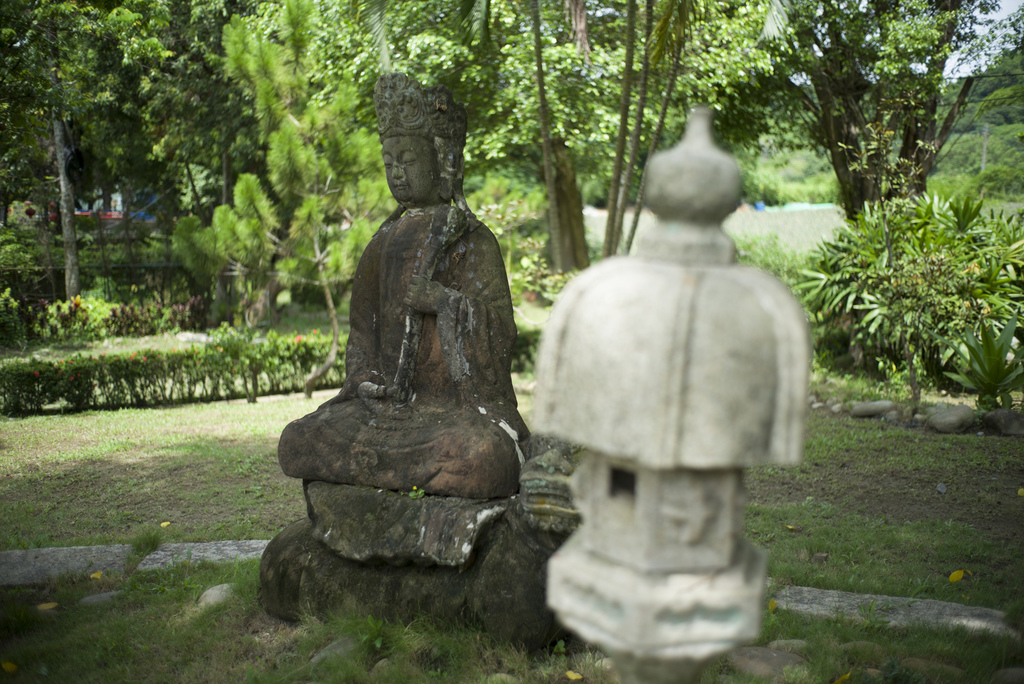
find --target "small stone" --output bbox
[79,590,121,606]
[370,658,391,675]
[197,583,234,608]
[310,637,358,666]
[927,405,975,433]
[811,402,825,409]
[766,639,808,654]
[883,409,900,422]
[983,410,1024,435]
[992,667,1024,684]
[936,483,947,494]
[483,675,519,684]
[726,646,805,681]
[807,394,818,404]
[913,413,927,422]
[851,400,895,417]
[838,640,888,663]
[901,657,963,682]
[811,552,829,564]
[831,403,843,414]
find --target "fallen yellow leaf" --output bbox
[1018,488,1023,497]
[768,599,777,612]
[90,570,103,580]
[566,672,583,681]
[949,570,964,583]
[784,525,798,530]
[160,521,171,527]
[2,661,17,673]
[834,672,851,683]
[37,602,58,611]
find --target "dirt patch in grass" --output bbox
[747,410,1024,552]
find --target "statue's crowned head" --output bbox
[374,73,467,205]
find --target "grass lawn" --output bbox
[2,386,1023,682]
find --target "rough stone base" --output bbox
[259,512,564,650]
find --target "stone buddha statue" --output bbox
[261,75,577,647]
[277,73,528,500]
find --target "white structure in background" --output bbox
[533,108,811,684]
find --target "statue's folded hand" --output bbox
[404,275,449,313]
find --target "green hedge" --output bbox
[0,328,346,416]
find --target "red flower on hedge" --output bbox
[33,371,40,377]
[295,335,304,343]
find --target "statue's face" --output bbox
[382,136,443,209]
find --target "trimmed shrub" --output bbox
[0,327,346,415]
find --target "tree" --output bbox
[358,0,594,272]
[1,0,172,300]
[176,0,387,393]
[774,0,999,217]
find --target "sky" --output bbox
[946,0,1024,77]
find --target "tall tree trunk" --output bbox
[612,0,654,251]
[624,42,684,254]
[529,0,566,272]
[305,237,345,397]
[553,139,589,270]
[222,147,232,207]
[602,0,637,258]
[52,113,80,300]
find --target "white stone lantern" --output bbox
[534,108,810,684]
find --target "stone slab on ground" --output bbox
[0,545,132,586]
[774,585,1019,638]
[136,540,269,571]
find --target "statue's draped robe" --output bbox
[279,211,528,499]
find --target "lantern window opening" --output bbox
[609,467,636,500]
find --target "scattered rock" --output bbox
[483,674,519,684]
[811,402,825,409]
[596,657,619,683]
[310,637,358,666]
[851,400,896,417]
[901,657,964,683]
[370,658,391,675]
[992,667,1024,684]
[831,403,844,414]
[197,583,234,608]
[838,640,888,663]
[726,646,806,682]
[766,639,808,654]
[79,590,121,606]
[983,410,1024,436]
[936,483,947,494]
[923,403,951,417]
[811,552,829,564]
[883,409,900,422]
[926,405,975,434]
